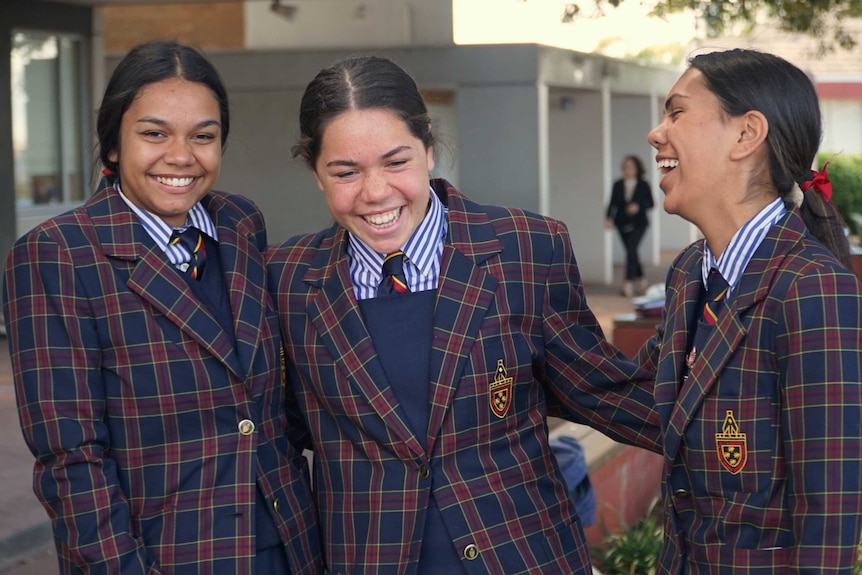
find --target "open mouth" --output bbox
[363,206,402,228]
[155,176,195,187]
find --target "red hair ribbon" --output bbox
[102,167,114,176]
[799,161,832,202]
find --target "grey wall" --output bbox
[457,84,541,211]
[548,89,606,283]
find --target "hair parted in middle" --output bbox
[292,55,435,168]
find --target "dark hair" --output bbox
[623,155,645,180]
[690,49,852,269]
[292,55,435,168]
[96,40,230,182]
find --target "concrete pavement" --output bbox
[0,258,667,574]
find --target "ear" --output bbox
[108,149,118,163]
[426,145,435,173]
[313,170,325,193]
[729,110,768,161]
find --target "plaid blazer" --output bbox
[3,184,322,575]
[635,209,862,574]
[267,179,660,575]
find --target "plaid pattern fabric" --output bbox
[636,210,862,574]
[3,184,322,575]
[267,179,660,574]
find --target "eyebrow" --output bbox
[136,117,221,130]
[325,145,412,168]
[664,93,688,111]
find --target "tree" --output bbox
[561,0,862,53]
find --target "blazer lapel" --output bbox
[87,190,242,378]
[205,195,267,382]
[659,250,707,460]
[304,228,427,459]
[663,213,799,461]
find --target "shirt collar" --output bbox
[702,197,786,293]
[114,181,218,251]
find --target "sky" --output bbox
[452,0,701,59]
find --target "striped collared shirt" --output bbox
[348,187,448,300]
[115,181,218,269]
[702,197,786,296]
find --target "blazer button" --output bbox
[463,544,479,560]
[673,488,691,498]
[238,419,255,435]
[273,498,281,513]
[418,464,430,478]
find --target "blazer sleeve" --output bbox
[637,180,654,211]
[606,181,621,220]
[778,265,862,569]
[3,232,158,575]
[540,219,661,452]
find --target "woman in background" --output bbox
[606,154,654,296]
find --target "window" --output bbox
[11,31,87,208]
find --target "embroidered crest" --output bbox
[715,410,747,475]
[489,359,513,418]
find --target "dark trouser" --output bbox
[619,225,647,280]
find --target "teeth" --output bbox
[156,176,194,187]
[657,159,679,169]
[364,207,401,226]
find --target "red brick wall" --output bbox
[102,2,244,53]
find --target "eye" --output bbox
[334,169,358,179]
[142,130,166,140]
[192,132,218,143]
[669,108,683,120]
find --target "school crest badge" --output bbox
[489,359,513,418]
[715,409,747,475]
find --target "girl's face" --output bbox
[109,78,222,228]
[647,67,741,224]
[313,108,435,255]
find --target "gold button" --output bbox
[463,544,479,560]
[273,499,281,513]
[238,419,255,435]
[418,464,430,478]
[673,488,691,498]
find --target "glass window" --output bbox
[11,31,87,208]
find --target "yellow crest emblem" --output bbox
[715,410,747,475]
[489,359,513,418]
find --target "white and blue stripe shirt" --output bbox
[348,187,448,300]
[115,181,218,270]
[702,197,786,297]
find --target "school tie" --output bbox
[703,268,729,326]
[377,251,410,296]
[170,227,206,280]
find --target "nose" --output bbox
[165,137,194,166]
[360,169,388,202]
[647,120,666,150]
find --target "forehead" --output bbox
[320,108,414,149]
[664,68,712,109]
[128,78,219,113]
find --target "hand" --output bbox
[605,219,614,230]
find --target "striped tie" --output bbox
[170,228,206,280]
[703,268,729,326]
[378,251,409,296]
